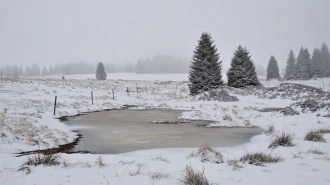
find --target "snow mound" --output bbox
[197,89,239,102]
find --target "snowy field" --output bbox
[1,73,330,185]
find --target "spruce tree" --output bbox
[295,47,311,80]
[284,50,296,80]
[96,62,107,80]
[1,69,3,79]
[266,56,280,80]
[227,45,260,87]
[320,43,330,77]
[188,32,223,95]
[311,48,322,78]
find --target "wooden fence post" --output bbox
[54,96,57,115]
[112,89,115,100]
[91,91,93,105]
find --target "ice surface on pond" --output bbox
[63,109,263,154]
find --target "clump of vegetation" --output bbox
[152,156,170,163]
[227,159,243,170]
[239,152,282,166]
[306,148,327,155]
[95,155,105,167]
[129,164,144,176]
[24,153,60,166]
[315,128,330,134]
[179,165,210,185]
[149,172,170,180]
[188,146,224,164]
[304,130,326,142]
[268,130,295,148]
[265,125,275,134]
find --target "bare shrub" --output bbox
[239,152,282,166]
[268,131,295,148]
[307,148,327,155]
[149,172,170,180]
[188,146,224,164]
[179,165,210,185]
[304,130,326,143]
[227,159,243,170]
[25,153,60,166]
[95,155,105,167]
[152,156,170,163]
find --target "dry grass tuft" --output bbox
[265,125,275,135]
[24,153,60,166]
[268,131,295,148]
[188,146,224,164]
[227,159,243,170]
[304,130,326,143]
[315,128,330,134]
[239,152,282,166]
[95,155,105,167]
[152,156,170,163]
[306,148,327,155]
[149,172,170,180]
[179,165,210,185]
[129,164,144,176]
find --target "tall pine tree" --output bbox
[320,43,330,77]
[295,47,311,80]
[311,48,322,78]
[96,62,107,80]
[266,56,280,80]
[227,45,260,87]
[188,32,223,95]
[284,50,296,80]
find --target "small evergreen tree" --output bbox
[188,32,223,95]
[266,56,280,80]
[284,50,296,80]
[227,45,260,87]
[96,62,107,80]
[0,69,3,79]
[311,48,322,78]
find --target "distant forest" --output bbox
[0,54,191,78]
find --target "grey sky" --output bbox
[0,0,329,70]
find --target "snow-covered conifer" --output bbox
[266,56,280,80]
[96,62,107,80]
[188,32,223,95]
[284,50,296,80]
[227,45,260,87]
[311,48,322,78]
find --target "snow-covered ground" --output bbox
[1,73,330,185]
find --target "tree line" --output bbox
[265,43,330,80]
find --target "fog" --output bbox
[0,0,329,72]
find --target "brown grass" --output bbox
[268,131,295,148]
[179,165,210,185]
[304,130,326,143]
[239,152,282,166]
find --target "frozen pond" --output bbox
[63,109,263,154]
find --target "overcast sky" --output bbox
[0,0,329,70]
